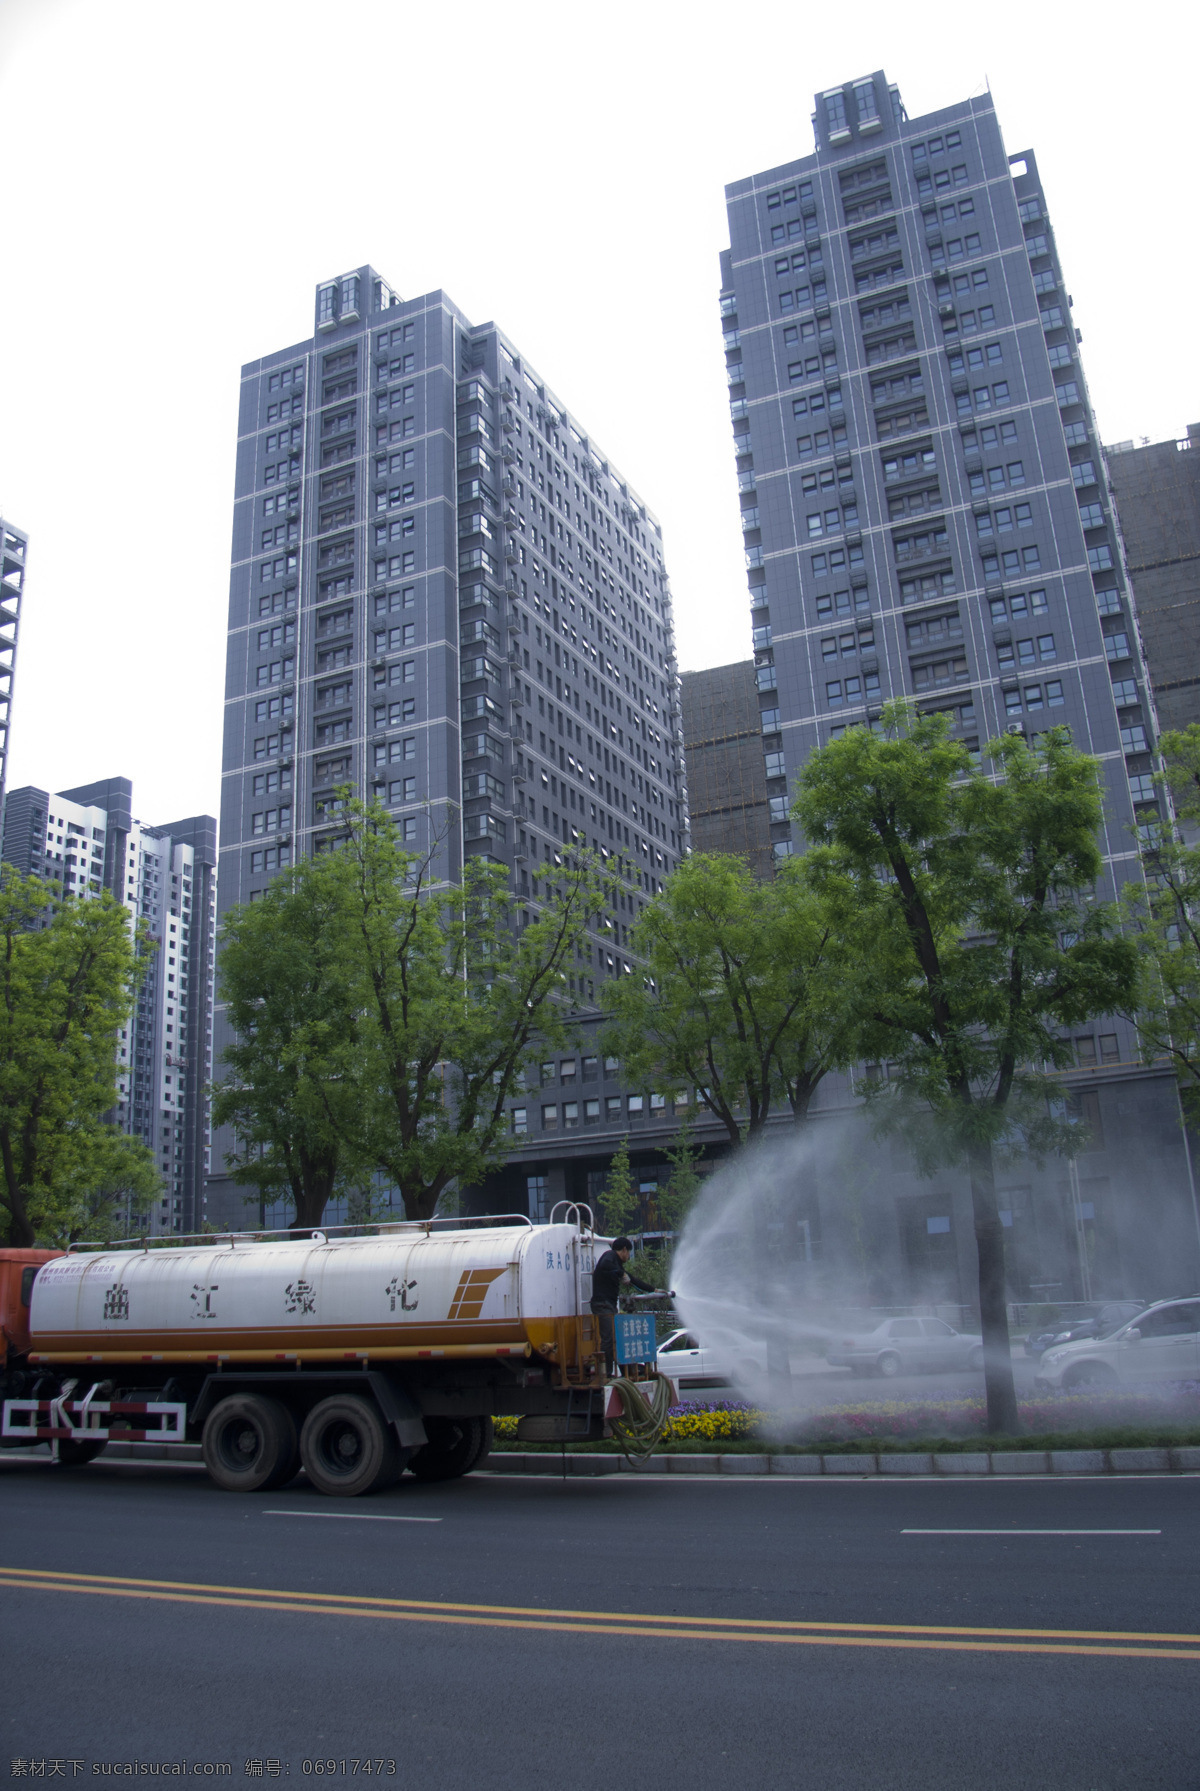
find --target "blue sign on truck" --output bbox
[614,1312,656,1364]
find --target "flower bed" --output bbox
[493,1400,763,1446]
[489,1387,1200,1454]
[784,1387,1200,1448]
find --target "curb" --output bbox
[485,1445,1200,1477]
[21,1442,1200,1478]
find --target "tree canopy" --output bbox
[212,859,366,1231]
[1124,725,1200,1124]
[794,705,1138,1433]
[216,801,614,1225]
[604,852,859,1145]
[598,1136,635,1237]
[0,869,159,1246]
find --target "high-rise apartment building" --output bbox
[1105,425,1200,734]
[723,74,1154,922]
[1,777,217,1235]
[209,269,687,1228]
[710,75,1200,1304]
[0,516,28,812]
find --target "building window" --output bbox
[511,1108,527,1136]
[824,90,849,138]
[853,79,879,126]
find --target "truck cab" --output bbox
[0,1250,62,1364]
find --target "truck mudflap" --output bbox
[2,1395,187,1445]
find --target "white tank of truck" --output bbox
[2,1215,669,1497]
[27,1221,593,1365]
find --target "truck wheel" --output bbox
[299,1396,405,1497]
[409,1416,493,1482]
[56,1438,107,1467]
[202,1395,299,1493]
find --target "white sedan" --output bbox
[655,1329,766,1392]
[1035,1297,1200,1390]
[826,1316,985,1377]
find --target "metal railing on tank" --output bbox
[65,1213,540,1252]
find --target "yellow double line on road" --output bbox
[2,1565,1198,1663]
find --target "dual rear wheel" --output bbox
[201,1395,492,1496]
[202,1394,301,1494]
[203,1392,406,1497]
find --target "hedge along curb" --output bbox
[485,1445,1200,1477]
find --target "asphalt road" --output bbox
[2,1455,1199,1790]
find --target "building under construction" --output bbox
[1106,426,1200,735]
[679,662,773,878]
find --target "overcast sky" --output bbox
[0,0,1194,824]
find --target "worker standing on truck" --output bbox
[590,1237,657,1375]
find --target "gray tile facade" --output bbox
[209,270,688,1228]
[723,73,1154,1029]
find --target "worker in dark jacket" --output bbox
[591,1237,656,1375]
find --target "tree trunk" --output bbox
[0,1133,35,1246]
[5,1204,35,1248]
[289,1149,338,1234]
[966,1136,1020,1434]
[402,1183,441,1222]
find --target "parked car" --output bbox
[1024,1301,1145,1358]
[1035,1297,1200,1390]
[826,1316,984,1378]
[655,1329,766,1392]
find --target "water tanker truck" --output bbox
[0,1211,667,1495]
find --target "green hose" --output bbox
[607,1373,674,1463]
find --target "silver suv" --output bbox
[1034,1297,1200,1391]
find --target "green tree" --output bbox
[794,706,1139,1434]
[0,869,159,1246]
[327,802,614,1221]
[657,1110,704,1238]
[211,861,366,1232]
[598,1136,636,1236]
[1124,724,1200,1122]
[604,853,857,1145]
